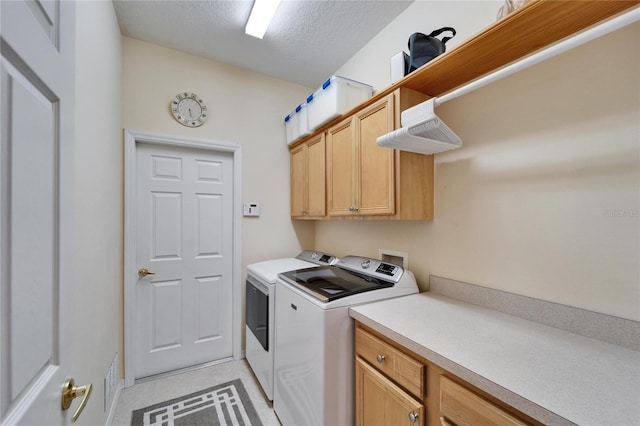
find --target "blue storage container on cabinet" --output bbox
[306,76,373,131]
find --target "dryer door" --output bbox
[246,275,269,350]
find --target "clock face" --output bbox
[170,92,208,127]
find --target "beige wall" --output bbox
[73,5,317,421]
[317,22,640,321]
[121,37,315,270]
[74,1,123,424]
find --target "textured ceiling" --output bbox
[113,0,414,88]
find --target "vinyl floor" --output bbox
[111,359,280,426]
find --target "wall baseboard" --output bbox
[105,379,124,426]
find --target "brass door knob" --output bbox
[61,378,92,422]
[138,268,156,277]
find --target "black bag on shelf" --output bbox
[407,27,456,73]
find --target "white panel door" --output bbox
[135,143,234,379]
[1,1,85,425]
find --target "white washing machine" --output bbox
[273,256,419,426]
[245,250,337,401]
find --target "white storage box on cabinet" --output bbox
[306,76,373,131]
[284,108,298,145]
[284,103,311,145]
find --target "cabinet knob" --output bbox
[408,412,419,423]
[376,354,385,363]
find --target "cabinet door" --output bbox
[440,376,529,426]
[355,94,395,215]
[356,358,424,426]
[356,326,424,399]
[290,143,306,217]
[306,134,326,217]
[327,117,355,216]
[290,134,326,218]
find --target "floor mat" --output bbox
[130,378,263,426]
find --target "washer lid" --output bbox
[278,265,394,303]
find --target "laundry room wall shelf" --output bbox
[288,0,639,221]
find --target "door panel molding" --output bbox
[123,129,242,387]
[1,0,76,423]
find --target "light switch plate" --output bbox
[243,202,261,217]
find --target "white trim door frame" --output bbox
[123,129,242,387]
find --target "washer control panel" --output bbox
[338,256,404,283]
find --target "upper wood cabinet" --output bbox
[290,87,434,220]
[323,87,434,220]
[327,94,395,217]
[290,133,326,218]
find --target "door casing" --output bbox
[123,129,242,387]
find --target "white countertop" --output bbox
[349,292,640,426]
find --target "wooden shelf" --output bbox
[394,0,639,97]
[289,0,638,150]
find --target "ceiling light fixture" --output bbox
[245,0,282,39]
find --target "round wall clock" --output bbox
[170,92,208,127]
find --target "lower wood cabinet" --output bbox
[356,324,424,398]
[355,323,543,426]
[440,376,528,426]
[356,357,424,426]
